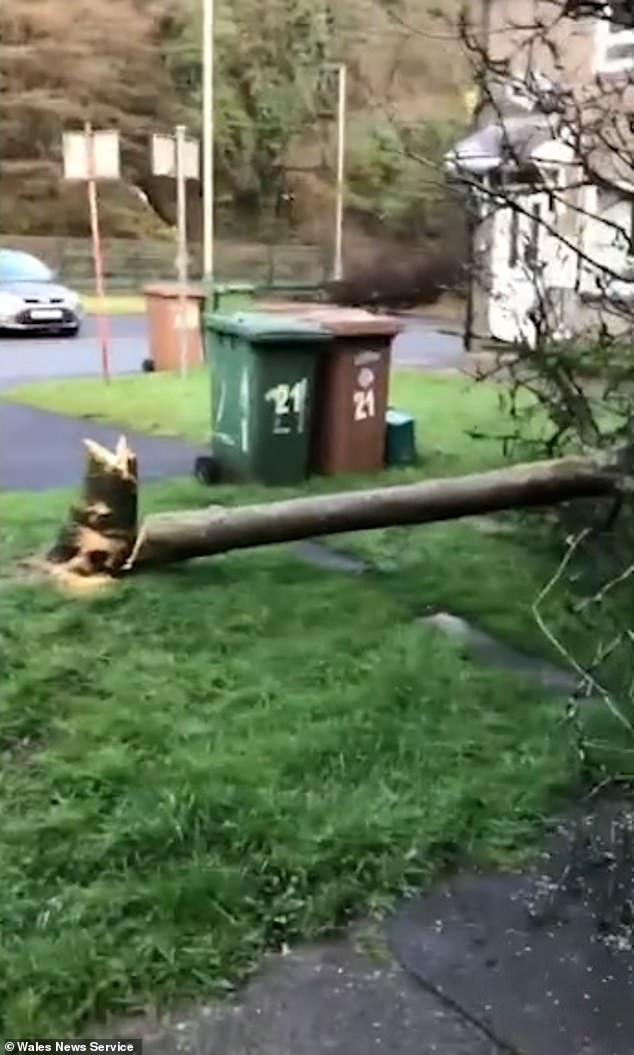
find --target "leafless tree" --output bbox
[441,0,634,778]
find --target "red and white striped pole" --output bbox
[85,122,110,383]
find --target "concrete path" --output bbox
[106,928,502,1055]
[102,798,633,1055]
[0,402,197,491]
[388,797,634,1055]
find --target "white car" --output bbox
[0,248,84,336]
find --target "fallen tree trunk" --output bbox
[41,439,621,581]
[128,455,620,570]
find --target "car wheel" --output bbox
[141,358,155,373]
[60,326,80,338]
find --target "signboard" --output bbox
[151,134,200,180]
[62,130,120,181]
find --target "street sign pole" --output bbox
[331,63,346,282]
[175,124,189,379]
[202,0,215,286]
[150,129,199,378]
[85,122,110,382]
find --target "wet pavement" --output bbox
[388,798,634,1055]
[0,315,148,389]
[0,403,197,491]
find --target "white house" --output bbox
[447,1,634,347]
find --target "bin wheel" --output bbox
[141,358,155,373]
[194,455,222,486]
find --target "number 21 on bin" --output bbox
[265,379,308,435]
[353,367,376,421]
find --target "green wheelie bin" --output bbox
[197,311,332,486]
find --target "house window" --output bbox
[595,3,634,73]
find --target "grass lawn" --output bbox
[81,294,145,315]
[4,368,544,477]
[1,476,583,1034]
[2,371,623,1034]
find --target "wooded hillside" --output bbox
[0,0,469,241]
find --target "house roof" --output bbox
[445,113,560,176]
[448,69,634,193]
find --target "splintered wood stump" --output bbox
[47,436,138,577]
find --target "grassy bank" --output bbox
[81,294,145,315]
[1,476,579,1034]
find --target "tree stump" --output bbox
[47,436,138,578]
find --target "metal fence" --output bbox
[1,235,333,291]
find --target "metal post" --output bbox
[175,124,189,379]
[85,122,110,382]
[202,0,214,284]
[333,63,347,282]
[464,201,475,354]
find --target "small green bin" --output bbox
[203,311,332,486]
[259,280,327,302]
[385,409,417,467]
[209,282,256,313]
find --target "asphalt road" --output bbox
[0,314,465,390]
[0,315,149,389]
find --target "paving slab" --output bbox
[419,611,579,693]
[293,539,370,574]
[105,930,502,1055]
[388,798,634,1055]
[0,403,198,491]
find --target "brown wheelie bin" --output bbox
[143,283,205,371]
[300,307,402,475]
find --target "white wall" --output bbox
[579,187,632,293]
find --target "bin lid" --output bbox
[211,282,256,294]
[386,409,415,427]
[289,306,403,337]
[203,311,332,345]
[144,282,205,299]
[263,280,323,292]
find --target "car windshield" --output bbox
[0,250,53,283]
